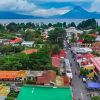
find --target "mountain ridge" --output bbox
[0,11,42,19]
[54,6,100,19]
[1,6,100,19]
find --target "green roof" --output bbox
[17,86,72,100]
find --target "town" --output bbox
[0,19,100,100]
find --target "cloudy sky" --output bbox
[0,0,100,17]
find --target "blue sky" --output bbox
[0,0,100,17]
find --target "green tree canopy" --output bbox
[77,18,98,30]
[79,34,96,43]
[48,28,66,47]
[68,22,76,28]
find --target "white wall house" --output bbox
[21,41,34,47]
[41,27,54,38]
[66,27,83,39]
[96,35,100,42]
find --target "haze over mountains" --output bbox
[56,6,100,19]
[0,6,100,19]
[0,11,42,19]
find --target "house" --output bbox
[55,76,71,86]
[0,39,10,44]
[17,86,72,100]
[90,57,100,74]
[9,37,22,44]
[0,85,10,97]
[36,70,56,85]
[0,70,28,81]
[0,85,10,100]
[92,42,100,51]
[21,41,34,47]
[52,55,61,68]
[90,57,100,81]
[52,49,67,68]
[27,71,44,80]
[66,27,83,39]
[96,35,100,41]
[56,76,64,86]
[22,49,38,54]
[41,27,54,40]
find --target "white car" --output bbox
[65,59,73,79]
[65,59,70,68]
[66,69,73,79]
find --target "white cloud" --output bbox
[90,0,100,12]
[0,0,36,12]
[0,0,70,17]
[32,7,70,17]
[35,0,93,2]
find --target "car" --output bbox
[64,59,73,79]
[82,78,86,83]
[66,69,73,79]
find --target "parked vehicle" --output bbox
[65,59,73,79]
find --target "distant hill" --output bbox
[1,6,100,19]
[0,11,42,19]
[53,6,100,19]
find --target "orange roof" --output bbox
[0,70,27,79]
[22,49,38,54]
[0,71,18,79]
[91,34,97,37]
[62,76,70,86]
[9,37,22,43]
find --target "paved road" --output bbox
[64,43,91,100]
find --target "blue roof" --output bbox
[87,82,100,89]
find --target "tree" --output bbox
[26,22,35,29]
[22,30,34,41]
[80,67,89,76]
[0,45,25,55]
[17,23,26,30]
[92,96,100,100]
[51,44,60,55]
[62,22,67,28]
[92,51,100,56]
[79,34,96,43]
[0,53,30,70]
[35,38,43,44]
[40,23,48,29]
[29,49,52,70]
[48,28,66,47]
[0,24,5,33]
[48,23,53,27]
[6,23,18,32]
[89,29,96,34]
[96,26,100,35]
[68,22,76,28]
[53,22,63,28]
[77,18,98,30]
[0,56,22,70]
[70,33,77,43]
